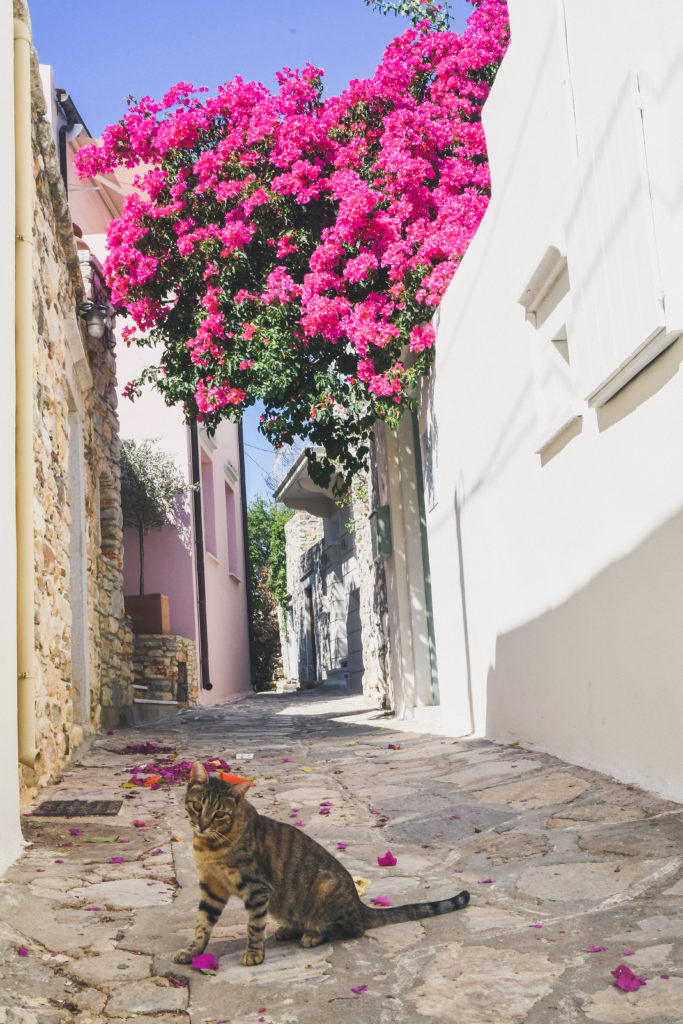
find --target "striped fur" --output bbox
[173,762,469,967]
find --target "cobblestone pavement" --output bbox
[3,688,683,1024]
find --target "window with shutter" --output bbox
[565,73,673,407]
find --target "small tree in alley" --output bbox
[120,439,189,594]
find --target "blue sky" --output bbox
[29,0,471,501]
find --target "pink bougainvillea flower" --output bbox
[351,985,368,994]
[377,851,397,867]
[661,974,670,980]
[109,857,126,864]
[319,807,331,815]
[337,842,347,850]
[72,1,510,488]
[69,828,83,836]
[17,947,28,957]
[371,895,392,906]
[622,951,635,956]
[132,820,147,827]
[611,965,646,991]
[478,879,495,884]
[282,758,293,763]
[192,952,219,972]
[587,946,607,953]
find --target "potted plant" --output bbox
[120,438,190,634]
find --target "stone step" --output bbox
[131,698,180,725]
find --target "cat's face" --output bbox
[185,778,239,840]
[184,762,250,840]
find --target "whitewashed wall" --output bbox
[428,0,683,800]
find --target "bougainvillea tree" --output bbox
[75,0,509,491]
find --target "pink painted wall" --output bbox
[112,337,252,701]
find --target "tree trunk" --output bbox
[138,521,145,595]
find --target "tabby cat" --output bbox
[173,762,470,967]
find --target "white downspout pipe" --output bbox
[14,17,38,768]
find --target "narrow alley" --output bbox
[2,689,683,1024]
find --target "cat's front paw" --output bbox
[172,949,195,964]
[241,949,265,966]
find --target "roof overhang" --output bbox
[273,450,341,518]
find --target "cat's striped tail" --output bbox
[361,889,470,928]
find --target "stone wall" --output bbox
[132,635,198,705]
[280,472,390,703]
[19,13,133,797]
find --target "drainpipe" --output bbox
[237,421,254,688]
[14,18,38,766]
[189,421,212,690]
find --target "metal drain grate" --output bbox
[34,799,123,818]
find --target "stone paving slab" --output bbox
[2,689,683,1023]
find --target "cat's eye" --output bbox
[190,801,202,812]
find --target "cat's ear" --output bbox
[189,761,208,783]
[231,780,252,802]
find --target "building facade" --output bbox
[275,452,390,704]
[2,1,136,861]
[424,0,683,800]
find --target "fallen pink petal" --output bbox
[319,807,330,815]
[282,758,293,763]
[622,951,635,956]
[661,974,670,980]
[132,820,147,827]
[449,815,460,820]
[69,829,83,836]
[192,953,219,971]
[109,857,126,863]
[337,843,347,850]
[587,946,607,953]
[611,965,647,991]
[371,895,392,906]
[17,947,28,957]
[351,985,368,994]
[377,851,397,867]
[529,924,543,929]
[478,879,495,884]
[294,821,305,827]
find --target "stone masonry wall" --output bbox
[81,253,135,731]
[132,636,198,706]
[19,12,133,797]
[282,512,324,684]
[280,474,390,703]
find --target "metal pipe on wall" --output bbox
[14,17,38,767]
[189,421,212,690]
